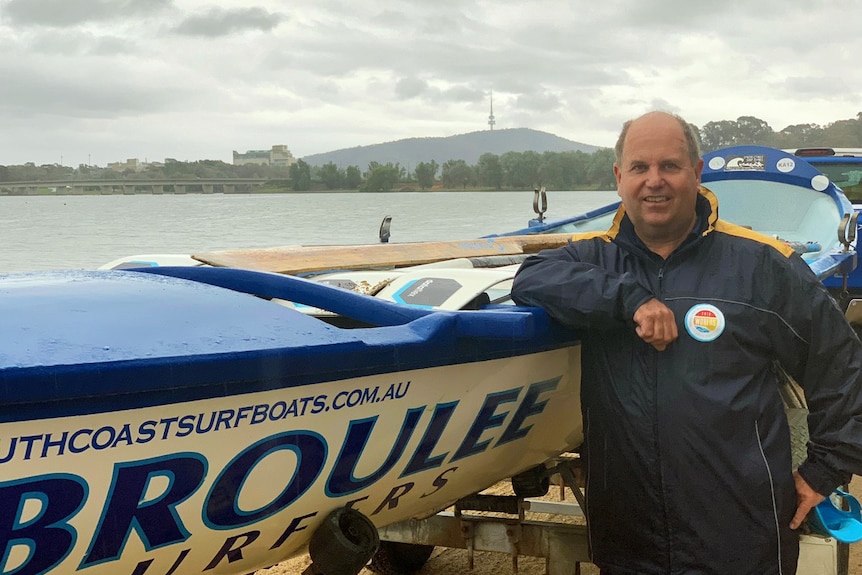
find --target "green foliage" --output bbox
[318,162,343,190]
[361,162,404,192]
[344,165,362,189]
[698,113,862,152]
[414,160,438,190]
[6,113,862,191]
[476,153,503,189]
[441,159,474,189]
[288,159,312,191]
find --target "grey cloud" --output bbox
[0,64,181,119]
[171,7,285,37]
[395,77,429,99]
[22,30,137,56]
[780,76,846,99]
[515,91,563,113]
[1,0,172,27]
[439,85,485,103]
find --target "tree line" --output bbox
[3,113,862,192]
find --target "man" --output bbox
[511,111,862,575]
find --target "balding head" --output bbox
[614,111,700,168]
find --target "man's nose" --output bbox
[645,165,663,187]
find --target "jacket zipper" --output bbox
[654,262,672,571]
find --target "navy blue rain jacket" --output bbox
[511,188,862,575]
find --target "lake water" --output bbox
[0,190,618,272]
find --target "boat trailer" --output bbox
[296,451,849,575]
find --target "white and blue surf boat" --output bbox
[0,267,583,575]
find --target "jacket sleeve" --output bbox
[511,242,655,330]
[775,256,862,495]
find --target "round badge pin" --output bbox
[684,304,726,342]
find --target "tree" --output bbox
[344,165,362,189]
[736,116,774,146]
[440,159,474,189]
[499,151,541,189]
[414,160,438,190]
[585,148,615,190]
[288,159,312,191]
[540,151,587,190]
[476,153,503,189]
[824,119,862,147]
[773,123,823,148]
[319,162,343,190]
[700,120,741,152]
[362,162,403,192]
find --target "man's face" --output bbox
[613,114,704,246]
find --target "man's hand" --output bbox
[633,299,677,351]
[790,471,826,530]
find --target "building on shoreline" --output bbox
[233,145,296,167]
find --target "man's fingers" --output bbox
[790,508,808,530]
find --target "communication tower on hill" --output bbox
[488,91,496,130]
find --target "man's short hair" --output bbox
[614,112,701,167]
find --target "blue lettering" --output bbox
[203,531,259,570]
[234,406,253,427]
[268,402,286,421]
[371,482,414,515]
[285,400,300,418]
[421,466,458,498]
[113,424,133,448]
[497,377,560,446]
[41,432,68,458]
[159,417,179,440]
[91,426,115,450]
[81,454,207,568]
[176,415,195,438]
[395,381,410,399]
[363,387,379,403]
[0,438,17,464]
[451,388,520,461]
[19,436,41,460]
[69,429,91,454]
[270,512,317,549]
[195,412,216,434]
[311,395,326,414]
[0,475,86,575]
[214,410,234,431]
[251,404,268,424]
[297,397,312,415]
[136,421,156,444]
[327,408,424,497]
[400,401,458,477]
[204,431,326,529]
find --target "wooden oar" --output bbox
[192,233,576,274]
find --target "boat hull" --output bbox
[0,269,582,575]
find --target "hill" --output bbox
[300,128,600,168]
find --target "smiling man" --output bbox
[511,111,862,575]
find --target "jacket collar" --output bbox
[605,185,719,255]
[607,186,718,244]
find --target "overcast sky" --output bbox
[1,0,859,167]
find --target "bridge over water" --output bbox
[0,178,271,195]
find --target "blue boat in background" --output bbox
[492,145,860,309]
